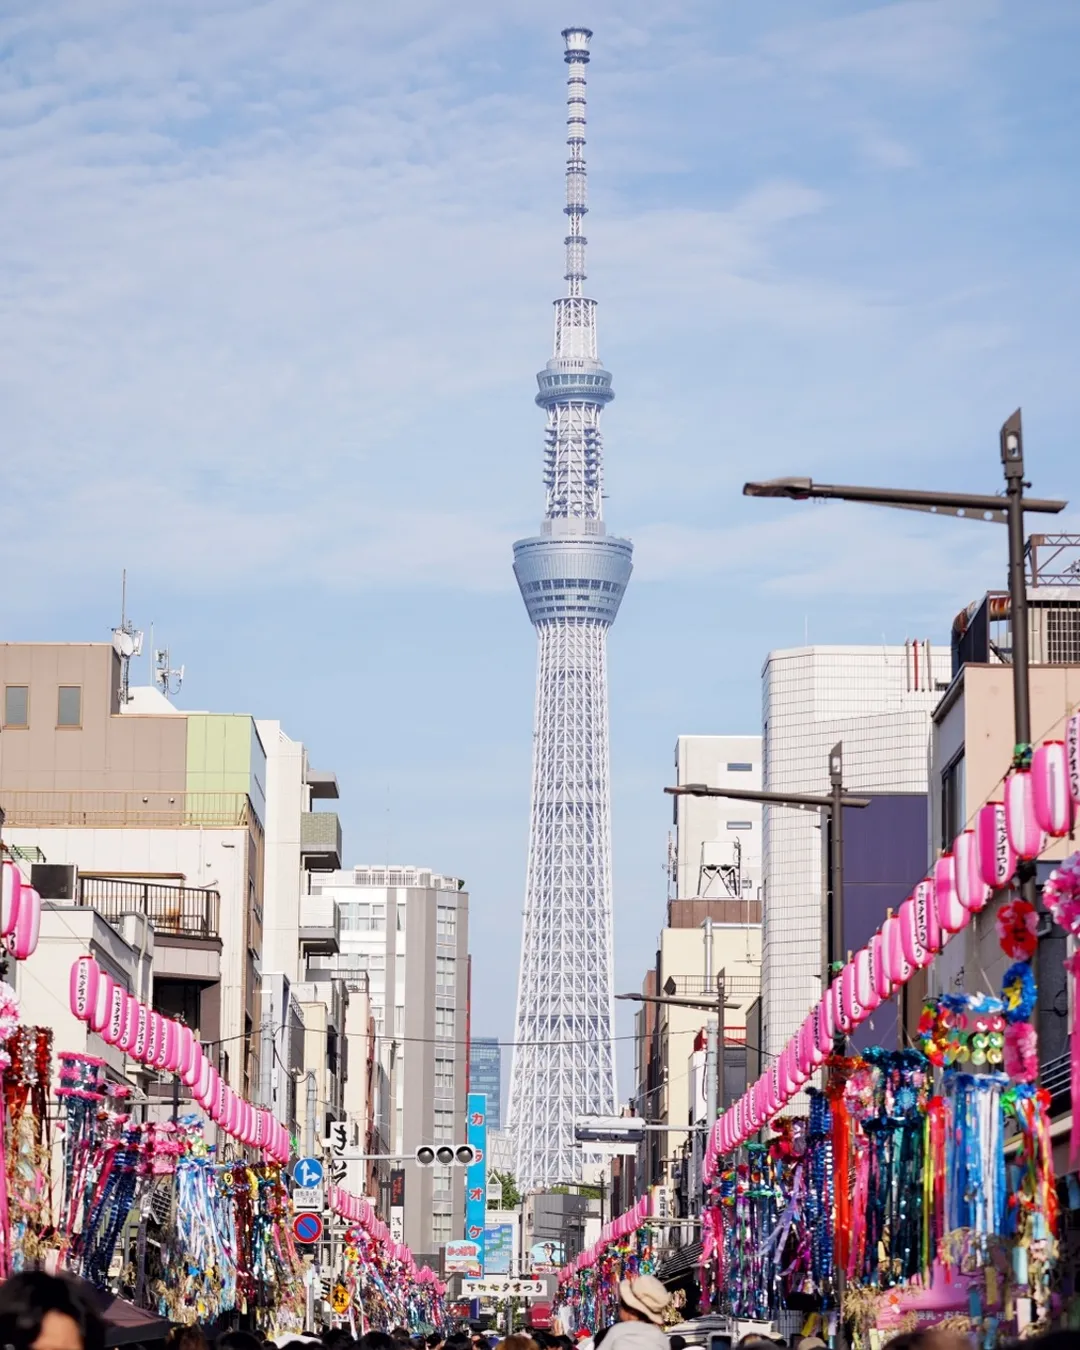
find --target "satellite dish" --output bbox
[112,628,135,659]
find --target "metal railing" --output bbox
[77,876,220,939]
[0,790,251,830]
[1041,1049,1071,1100]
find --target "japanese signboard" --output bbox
[464,1091,488,1274]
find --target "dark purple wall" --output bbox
[841,793,929,1052]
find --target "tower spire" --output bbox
[562,26,590,299]
[508,28,633,1190]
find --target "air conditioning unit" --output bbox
[31,863,76,902]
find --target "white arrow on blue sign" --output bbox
[292,1156,324,1189]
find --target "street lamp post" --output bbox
[743,408,1067,912]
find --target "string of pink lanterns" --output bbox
[557,1192,652,1281]
[326,1186,447,1294]
[67,953,290,1164]
[703,714,1080,1184]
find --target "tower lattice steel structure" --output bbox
[508,26,633,1190]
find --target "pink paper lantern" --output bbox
[133,1003,149,1061]
[196,1057,213,1104]
[854,947,878,1013]
[830,975,852,1035]
[954,829,990,913]
[802,1013,825,1069]
[177,1025,195,1079]
[815,999,832,1055]
[160,1020,180,1073]
[882,913,912,986]
[870,932,893,1001]
[780,1044,800,1095]
[934,855,967,934]
[215,1075,229,1124]
[976,801,1015,890]
[69,956,100,1022]
[9,885,41,960]
[104,986,126,1047]
[1,861,22,939]
[224,1088,239,1135]
[90,974,114,1034]
[1067,713,1080,805]
[146,1012,162,1067]
[1005,770,1045,861]
[182,1041,203,1089]
[901,884,938,970]
[117,994,139,1053]
[1031,742,1074,837]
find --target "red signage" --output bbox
[293,1211,324,1245]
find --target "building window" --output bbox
[437,904,457,940]
[435,1006,455,1039]
[435,1056,455,1094]
[432,1164,453,1202]
[436,955,456,987]
[941,752,966,847]
[431,1213,453,1244]
[433,1107,455,1141]
[726,820,753,830]
[3,686,28,728]
[727,762,753,772]
[57,686,81,728]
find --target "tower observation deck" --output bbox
[508,26,632,1190]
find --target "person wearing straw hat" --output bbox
[598,1276,672,1350]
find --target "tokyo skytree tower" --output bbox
[508,26,633,1190]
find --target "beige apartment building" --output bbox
[0,643,266,1099]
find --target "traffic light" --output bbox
[414,1143,477,1167]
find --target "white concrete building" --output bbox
[672,734,762,907]
[760,643,950,1062]
[307,865,470,1259]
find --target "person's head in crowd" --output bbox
[616,1276,671,1327]
[358,1334,399,1350]
[0,1275,105,1350]
[218,1334,265,1350]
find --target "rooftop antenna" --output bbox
[111,570,144,706]
[154,644,184,700]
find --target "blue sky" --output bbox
[3,0,1079,1098]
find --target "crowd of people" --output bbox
[0,1272,1076,1350]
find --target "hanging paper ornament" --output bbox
[1005,770,1046,860]
[1031,740,1075,836]
[815,998,832,1055]
[1044,853,1080,936]
[1,860,22,938]
[934,854,967,933]
[9,884,41,959]
[69,955,100,1021]
[997,897,1038,960]
[840,961,864,1028]
[1001,961,1037,1022]
[1004,1021,1038,1081]
[917,878,943,955]
[977,801,1016,889]
[869,931,893,1001]
[954,828,990,912]
[882,912,913,985]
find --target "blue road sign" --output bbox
[293,1211,323,1245]
[292,1156,324,1189]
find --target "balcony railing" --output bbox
[0,790,252,830]
[77,876,220,939]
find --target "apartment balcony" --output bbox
[76,876,221,982]
[78,876,220,939]
[1,790,252,830]
[300,811,341,869]
[299,894,341,956]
